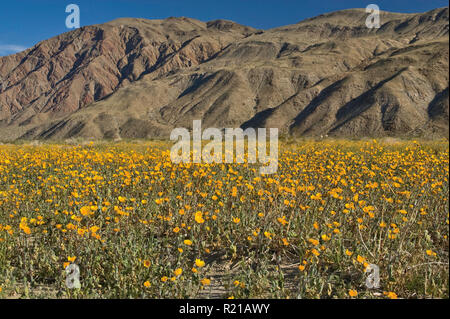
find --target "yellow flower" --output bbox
[143,260,151,268]
[77,228,86,236]
[298,265,305,271]
[184,239,193,246]
[20,224,31,235]
[174,268,183,276]
[349,289,358,297]
[385,291,398,299]
[426,250,437,257]
[345,249,353,256]
[201,278,211,286]
[89,225,100,233]
[68,256,77,263]
[195,259,206,268]
[144,281,151,288]
[80,206,92,216]
[232,217,240,224]
[161,276,168,282]
[195,211,205,224]
[311,249,320,256]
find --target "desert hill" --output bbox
[0,7,448,140]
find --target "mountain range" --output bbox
[0,7,448,141]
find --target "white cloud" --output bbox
[0,44,28,56]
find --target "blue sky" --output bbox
[0,0,448,56]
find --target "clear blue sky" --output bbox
[0,0,448,56]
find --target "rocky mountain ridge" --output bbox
[0,7,448,140]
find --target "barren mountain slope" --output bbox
[0,8,448,141]
[0,17,256,126]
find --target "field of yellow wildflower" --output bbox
[0,139,448,299]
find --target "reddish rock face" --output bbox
[0,18,254,123]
